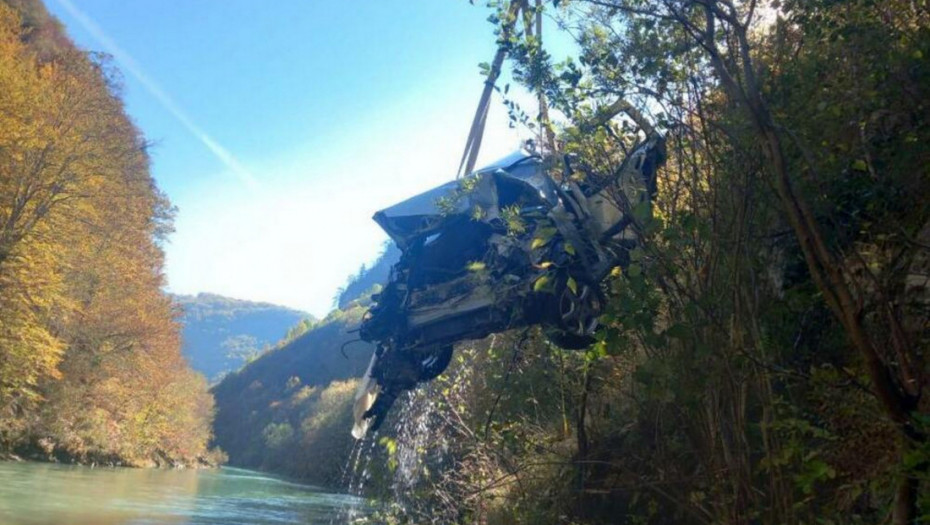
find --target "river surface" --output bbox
[0,461,368,525]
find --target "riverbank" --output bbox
[0,451,23,462]
[1,441,227,470]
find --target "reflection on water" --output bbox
[0,461,366,525]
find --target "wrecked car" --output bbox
[352,133,666,438]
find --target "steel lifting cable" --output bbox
[524,0,557,154]
[456,1,520,179]
[457,0,555,179]
[457,2,655,180]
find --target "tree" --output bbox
[0,0,216,466]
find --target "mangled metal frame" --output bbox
[352,124,666,438]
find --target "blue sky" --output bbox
[45,1,564,317]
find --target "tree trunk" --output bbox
[696,3,923,521]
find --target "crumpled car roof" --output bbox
[373,149,559,247]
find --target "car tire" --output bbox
[419,344,454,381]
[550,273,603,345]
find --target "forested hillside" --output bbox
[0,0,216,467]
[174,293,311,382]
[335,243,400,310]
[208,245,396,486]
[211,303,373,486]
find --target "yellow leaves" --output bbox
[300,379,358,437]
[533,274,553,293]
[531,226,558,250]
[0,223,70,407]
[567,276,578,295]
[502,204,527,235]
[380,436,398,456]
[467,261,487,272]
[0,3,210,464]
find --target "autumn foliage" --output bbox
[0,1,215,466]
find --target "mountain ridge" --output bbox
[173,292,313,382]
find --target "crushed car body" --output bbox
[352,133,666,438]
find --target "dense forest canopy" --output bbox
[0,0,216,467]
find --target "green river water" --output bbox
[0,461,367,525]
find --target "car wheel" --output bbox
[553,275,603,339]
[419,344,454,381]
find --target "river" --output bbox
[0,461,368,525]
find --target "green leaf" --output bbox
[379,436,397,456]
[852,159,868,171]
[467,261,486,272]
[633,200,652,221]
[567,276,578,295]
[564,242,576,255]
[531,227,558,250]
[533,274,553,292]
[665,323,690,340]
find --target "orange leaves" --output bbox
[0,0,212,464]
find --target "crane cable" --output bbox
[457,0,554,179]
[525,0,557,155]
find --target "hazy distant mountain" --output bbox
[174,293,312,382]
